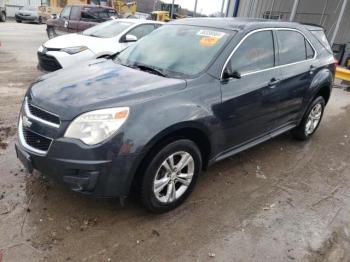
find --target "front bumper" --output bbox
[37,46,95,71]
[16,103,143,197]
[15,14,38,22]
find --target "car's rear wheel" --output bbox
[0,12,6,22]
[292,96,325,140]
[141,139,202,213]
[47,27,56,39]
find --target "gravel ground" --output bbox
[1,22,350,262]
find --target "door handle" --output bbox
[268,78,280,88]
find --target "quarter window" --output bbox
[277,30,313,65]
[228,30,275,74]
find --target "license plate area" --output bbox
[15,145,34,173]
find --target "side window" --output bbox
[277,30,307,65]
[69,6,80,20]
[127,24,155,40]
[229,30,275,74]
[60,6,71,19]
[305,39,315,59]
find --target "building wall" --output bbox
[5,0,43,16]
[227,0,350,44]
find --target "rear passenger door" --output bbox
[219,30,283,149]
[274,29,318,126]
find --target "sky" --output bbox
[162,0,227,15]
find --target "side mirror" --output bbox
[222,68,241,80]
[124,34,138,43]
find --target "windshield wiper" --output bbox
[133,64,168,77]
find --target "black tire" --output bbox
[37,16,42,24]
[0,12,5,22]
[292,96,325,140]
[141,139,202,213]
[16,19,22,23]
[47,27,56,39]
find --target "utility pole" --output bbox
[170,0,175,19]
[289,0,300,21]
[330,0,348,45]
[220,0,225,17]
[194,0,198,17]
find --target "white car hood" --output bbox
[43,33,118,54]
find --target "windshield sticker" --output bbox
[200,36,220,47]
[197,30,226,39]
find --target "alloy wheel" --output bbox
[305,103,323,135]
[153,151,194,204]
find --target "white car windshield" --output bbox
[117,25,233,78]
[83,20,134,38]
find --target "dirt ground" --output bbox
[1,22,350,262]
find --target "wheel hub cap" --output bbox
[305,103,322,135]
[153,151,195,204]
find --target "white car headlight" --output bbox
[64,107,129,145]
[61,46,89,55]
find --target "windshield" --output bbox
[116,25,234,77]
[82,20,134,38]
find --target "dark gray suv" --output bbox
[16,18,335,213]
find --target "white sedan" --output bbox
[37,19,163,72]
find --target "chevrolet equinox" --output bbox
[16,18,335,213]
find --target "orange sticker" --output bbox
[200,36,219,47]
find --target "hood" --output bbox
[29,60,187,120]
[16,10,37,15]
[44,33,113,52]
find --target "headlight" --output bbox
[61,46,89,55]
[64,107,129,145]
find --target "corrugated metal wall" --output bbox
[227,0,350,44]
[5,0,44,16]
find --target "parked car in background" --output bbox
[16,18,335,213]
[38,19,162,71]
[46,5,117,39]
[0,0,6,22]
[15,6,43,24]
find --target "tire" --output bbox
[0,12,5,22]
[292,96,325,140]
[37,16,42,24]
[47,27,56,39]
[141,139,202,213]
[16,19,22,23]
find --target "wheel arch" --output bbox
[128,122,212,195]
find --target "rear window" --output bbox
[310,30,332,54]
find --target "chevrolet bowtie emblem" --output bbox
[22,115,32,128]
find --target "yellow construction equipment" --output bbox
[114,0,136,17]
[150,11,170,22]
[335,66,350,82]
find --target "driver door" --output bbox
[219,30,283,150]
[56,5,71,35]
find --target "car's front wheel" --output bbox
[292,96,325,140]
[141,139,202,213]
[16,19,22,23]
[47,27,56,39]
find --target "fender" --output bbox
[299,66,333,121]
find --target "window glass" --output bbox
[69,6,80,20]
[305,39,315,59]
[310,30,332,54]
[117,25,234,77]
[83,20,133,38]
[127,24,155,40]
[229,30,275,74]
[277,30,306,65]
[60,6,71,19]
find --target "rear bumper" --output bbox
[15,137,143,198]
